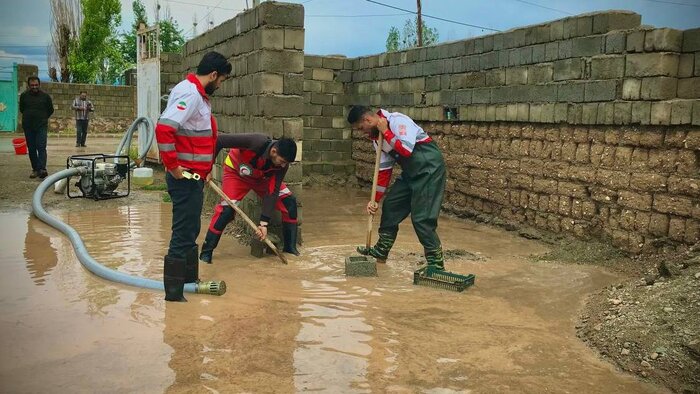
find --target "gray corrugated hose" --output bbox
[30,118,226,296]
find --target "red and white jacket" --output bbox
[373,109,432,201]
[155,74,218,178]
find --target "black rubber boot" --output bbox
[164,255,187,302]
[356,232,395,264]
[199,230,221,264]
[282,222,300,256]
[425,246,445,270]
[185,245,199,283]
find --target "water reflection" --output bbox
[294,278,373,393]
[23,216,59,286]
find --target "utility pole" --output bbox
[417,0,423,47]
[155,1,161,58]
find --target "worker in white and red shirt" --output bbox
[155,51,231,302]
[347,106,447,270]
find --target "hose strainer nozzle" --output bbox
[196,280,227,296]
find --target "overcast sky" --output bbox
[1,0,699,81]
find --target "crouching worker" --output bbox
[347,105,447,270]
[155,51,231,302]
[199,133,299,264]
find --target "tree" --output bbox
[70,0,122,83]
[49,0,82,82]
[386,26,400,52]
[99,35,130,84]
[385,17,439,52]
[120,0,186,65]
[159,18,186,54]
[120,0,148,65]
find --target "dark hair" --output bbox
[80,90,87,94]
[347,105,371,124]
[197,51,232,76]
[27,76,40,84]
[276,137,297,163]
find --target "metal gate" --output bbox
[0,63,18,132]
[137,24,161,162]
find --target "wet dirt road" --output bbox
[0,135,665,393]
[0,184,668,393]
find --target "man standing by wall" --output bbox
[72,90,94,147]
[155,51,231,302]
[19,76,54,179]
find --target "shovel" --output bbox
[199,175,288,265]
[366,131,384,249]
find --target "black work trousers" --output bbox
[166,173,204,259]
[76,119,89,146]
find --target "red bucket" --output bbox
[12,138,28,155]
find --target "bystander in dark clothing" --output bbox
[19,77,54,179]
[72,91,94,147]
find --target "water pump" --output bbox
[66,154,131,200]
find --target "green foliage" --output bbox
[386,26,400,52]
[142,183,167,191]
[68,0,184,83]
[386,17,440,52]
[70,0,122,83]
[99,35,129,84]
[159,19,186,54]
[120,0,148,64]
[120,0,186,66]
[128,146,139,161]
[162,192,172,202]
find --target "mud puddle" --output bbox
[0,189,668,393]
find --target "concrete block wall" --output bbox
[160,52,183,112]
[181,1,305,246]
[182,1,305,188]
[39,82,135,133]
[344,10,700,124]
[344,11,700,250]
[302,55,355,176]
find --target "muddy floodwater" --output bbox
[0,187,666,393]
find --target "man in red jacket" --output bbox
[199,133,299,265]
[155,52,231,302]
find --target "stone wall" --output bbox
[182,1,305,188]
[302,55,355,176]
[345,11,700,251]
[14,65,136,134]
[355,121,698,252]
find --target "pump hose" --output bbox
[115,116,154,167]
[31,118,226,296]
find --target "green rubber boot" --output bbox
[356,232,396,263]
[425,247,445,270]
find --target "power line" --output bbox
[512,0,573,15]
[641,0,700,7]
[183,0,228,38]
[165,0,242,11]
[307,13,410,18]
[365,0,500,32]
